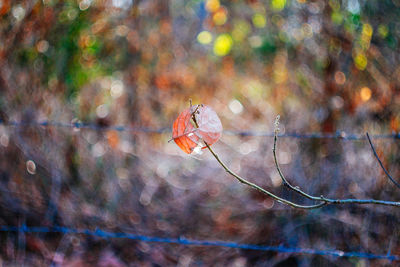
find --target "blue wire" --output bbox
[1,120,399,140]
[0,225,397,261]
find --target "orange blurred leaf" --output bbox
[106,130,119,149]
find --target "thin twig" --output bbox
[204,142,327,209]
[192,109,326,209]
[272,116,400,207]
[273,116,323,201]
[192,106,400,208]
[366,132,400,189]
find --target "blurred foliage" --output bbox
[0,0,399,131]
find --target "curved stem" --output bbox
[191,107,326,209]
[204,142,327,209]
[366,132,400,189]
[192,106,400,209]
[273,133,322,201]
[272,124,400,207]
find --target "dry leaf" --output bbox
[172,104,222,154]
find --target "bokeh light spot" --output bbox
[228,99,244,114]
[96,104,109,118]
[116,25,130,37]
[213,34,233,56]
[232,20,251,42]
[252,13,266,28]
[0,134,9,147]
[378,24,388,38]
[347,0,360,13]
[249,35,262,48]
[92,142,105,157]
[66,8,78,21]
[301,23,313,38]
[12,5,25,21]
[79,0,92,11]
[361,23,373,49]
[26,160,36,175]
[271,0,286,11]
[197,31,213,45]
[270,171,283,187]
[354,53,367,70]
[278,31,289,42]
[112,0,132,9]
[206,0,220,13]
[331,12,343,25]
[110,80,124,98]
[360,87,372,101]
[330,96,344,110]
[213,8,228,25]
[334,71,346,85]
[36,40,49,53]
[239,140,259,155]
[362,23,373,37]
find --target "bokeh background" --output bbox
[1,0,400,266]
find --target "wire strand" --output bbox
[1,120,400,140]
[0,225,397,261]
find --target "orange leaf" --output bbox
[172,104,222,154]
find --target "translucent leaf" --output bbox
[172,105,222,154]
[194,105,223,146]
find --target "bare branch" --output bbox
[273,117,321,201]
[204,142,327,209]
[193,107,400,209]
[272,117,400,207]
[366,132,400,189]
[191,104,326,209]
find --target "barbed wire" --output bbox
[1,120,400,140]
[0,225,397,261]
